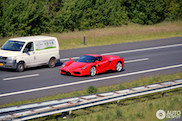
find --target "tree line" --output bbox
[0,0,182,37]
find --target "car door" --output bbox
[96,56,110,73]
[22,42,36,67]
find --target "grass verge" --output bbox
[30,88,182,121]
[0,21,182,49]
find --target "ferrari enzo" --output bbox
[60,54,124,76]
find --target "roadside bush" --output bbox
[87,86,98,94]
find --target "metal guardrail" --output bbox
[0,79,182,121]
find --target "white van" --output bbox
[0,36,60,72]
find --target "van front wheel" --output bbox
[48,58,56,68]
[16,62,24,72]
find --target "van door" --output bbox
[22,42,36,67]
[34,39,57,65]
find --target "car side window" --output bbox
[24,42,34,52]
[96,56,102,61]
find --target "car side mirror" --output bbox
[23,48,29,53]
[69,57,71,61]
[95,60,99,63]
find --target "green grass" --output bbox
[0,21,182,49]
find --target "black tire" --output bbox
[48,58,56,68]
[16,62,24,72]
[90,66,96,76]
[116,61,122,72]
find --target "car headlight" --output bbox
[81,66,87,70]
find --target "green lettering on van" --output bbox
[36,46,56,51]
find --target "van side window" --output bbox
[24,42,34,52]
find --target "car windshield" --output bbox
[1,40,25,51]
[77,55,96,63]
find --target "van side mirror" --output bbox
[23,48,29,53]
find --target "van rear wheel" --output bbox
[16,62,24,72]
[48,58,56,68]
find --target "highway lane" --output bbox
[0,37,182,104]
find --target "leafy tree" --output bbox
[0,0,182,37]
[2,0,49,36]
[0,0,3,37]
[127,0,165,25]
[179,0,182,19]
[164,0,181,21]
[44,0,63,32]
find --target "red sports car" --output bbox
[60,54,124,76]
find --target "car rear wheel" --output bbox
[16,62,24,72]
[116,61,122,72]
[48,58,56,68]
[90,66,96,76]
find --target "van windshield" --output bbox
[1,40,25,51]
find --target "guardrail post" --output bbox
[84,36,86,45]
[117,100,120,106]
[69,110,72,118]
[161,91,164,97]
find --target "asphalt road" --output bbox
[0,37,182,105]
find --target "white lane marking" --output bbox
[2,58,148,81]
[3,74,40,81]
[125,58,149,63]
[102,43,182,55]
[60,43,182,61]
[1,64,182,97]
[3,58,149,81]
